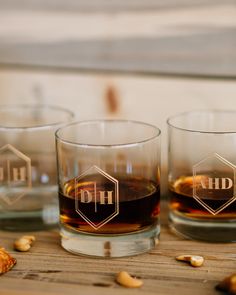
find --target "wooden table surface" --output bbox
[0,203,235,295]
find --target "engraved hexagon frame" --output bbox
[193,153,236,215]
[75,165,119,230]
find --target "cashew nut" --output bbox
[176,255,204,267]
[116,271,143,288]
[216,274,236,295]
[14,235,36,252]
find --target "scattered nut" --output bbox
[116,271,143,288]
[0,247,16,274]
[176,255,204,267]
[216,274,236,295]
[14,235,36,252]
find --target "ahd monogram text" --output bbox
[200,177,233,190]
[193,153,236,215]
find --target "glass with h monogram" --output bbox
[0,105,74,231]
[168,110,236,242]
[56,120,161,257]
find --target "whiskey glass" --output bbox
[56,120,161,257]
[168,110,236,242]
[0,105,74,231]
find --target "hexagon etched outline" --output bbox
[193,153,236,215]
[75,165,119,230]
[0,144,32,205]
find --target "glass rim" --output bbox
[0,104,74,130]
[55,119,161,148]
[167,109,236,134]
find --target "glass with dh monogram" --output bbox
[56,120,161,257]
[168,110,236,242]
[0,105,74,231]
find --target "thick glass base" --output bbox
[0,209,59,231]
[60,224,160,258]
[0,188,59,231]
[169,211,236,242]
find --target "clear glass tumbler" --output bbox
[0,105,74,231]
[56,120,161,257]
[168,110,236,242]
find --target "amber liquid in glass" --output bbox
[169,174,236,219]
[59,175,160,234]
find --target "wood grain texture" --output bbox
[0,203,235,294]
[0,0,234,12]
[0,1,235,77]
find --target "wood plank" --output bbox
[0,0,234,12]
[0,203,235,294]
[0,2,235,77]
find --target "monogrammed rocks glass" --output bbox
[168,110,236,242]
[0,105,74,231]
[56,120,161,257]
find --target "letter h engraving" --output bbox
[0,144,32,205]
[0,160,27,184]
